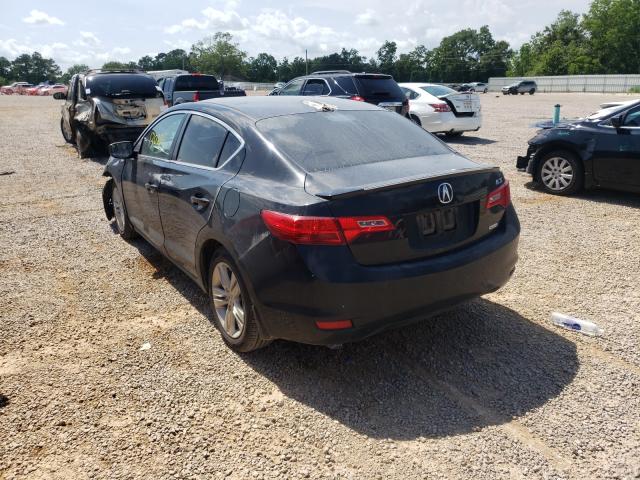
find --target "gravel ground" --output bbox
[0,93,639,480]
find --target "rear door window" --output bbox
[218,133,242,165]
[302,79,330,96]
[176,115,229,168]
[257,110,449,172]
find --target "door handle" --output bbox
[145,182,158,192]
[190,195,211,209]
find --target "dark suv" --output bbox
[270,70,409,116]
[55,70,165,157]
[502,80,537,95]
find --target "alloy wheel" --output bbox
[541,157,574,192]
[211,262,245,339]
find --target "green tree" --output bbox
[10,52,61,83]
[190,32,247,79]
[60,64,89,83]
[101,61,139,70]
[137,55,157,71]
[247,53,277,82]
[376,41,397,75]
[0,56,11,80]
[583,0,640,74]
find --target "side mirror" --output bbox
[52,92,66,100]
[610,115,623,129]
[109,141,134,159]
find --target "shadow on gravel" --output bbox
[440,135,496,145]
[121,236,579,440]
[0,393,9,408]
[525,181,640,208]
[243,299,578,440]
[129,238,212,316]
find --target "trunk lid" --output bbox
[439,92,481,117]
[305,155,506,265]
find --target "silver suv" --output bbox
[502,80,537,95]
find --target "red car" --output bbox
[26,85,48,96]
[41,84,67,96]
[0,82,33,95]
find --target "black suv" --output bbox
[55,70,165,157]
[270,70,409,116]
[502,80,537,95]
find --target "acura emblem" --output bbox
[437,183,453,204]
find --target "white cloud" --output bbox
[355,9,378,26]
[164,6,248,34]
[80,31,101,46]
[22,10,64,26]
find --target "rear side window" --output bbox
[257,110,449,172]
[177,115,228,168]
[140,114,185,159]
[332,76,357,95]
[174,75,219,91]
[279,78,304,96]
[302,79,330,96]
[354,76,403,98]
[218,134,242,164]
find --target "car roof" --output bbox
[182,96,380,122]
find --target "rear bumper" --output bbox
[249,205,519,345]
[419,112,482,133]
[95,125,146,144]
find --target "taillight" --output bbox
[194,91,200,102]
[261,210,395,246]
[315,320,353,330]
[350,95,365,102]
[486,180,510,209]
[429,103,451,113]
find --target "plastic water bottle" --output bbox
[551,312,603,336]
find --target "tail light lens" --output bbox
[315,320,353,330]
[261,210,395,246]
[429,103,451,113]
[350,95,365,102]
[486,180,510,209]
[194,91,200,102]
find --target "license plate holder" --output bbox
[416,207,457,236]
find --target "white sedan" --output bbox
[399,83,482,137]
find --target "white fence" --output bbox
[227,81,274,91]
[488,75,640,93]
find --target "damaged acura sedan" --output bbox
[103,97,519,352]
[56,70,165,157]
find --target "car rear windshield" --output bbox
[420,85,456,97]
[174,75,219,91]
[86,74,158,98]
[353,76,403,98]
[256,110,450,172]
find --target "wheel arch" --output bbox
[530,142,586,181]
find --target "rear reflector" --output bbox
[194,91,200,102]
[429,103,451,113]
[315,320,353,330]
[486,180,510,209]
[261,210,395,246]
[350,95,365,102]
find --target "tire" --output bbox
[445,131,463,138]
[60,118,74,144]
[410,114,422,127]
[110,180,137,239]
[209,251,269,353]
[520,92,525,95]
[529,89,535,95]
[536,150,584,196]
[483,88,488,93]
[75,126,95,158]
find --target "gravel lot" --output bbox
[1,92,639,480]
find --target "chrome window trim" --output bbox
[137,110,245,172]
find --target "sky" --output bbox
[0,0,592,70]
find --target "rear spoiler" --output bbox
[309,166,499,200]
